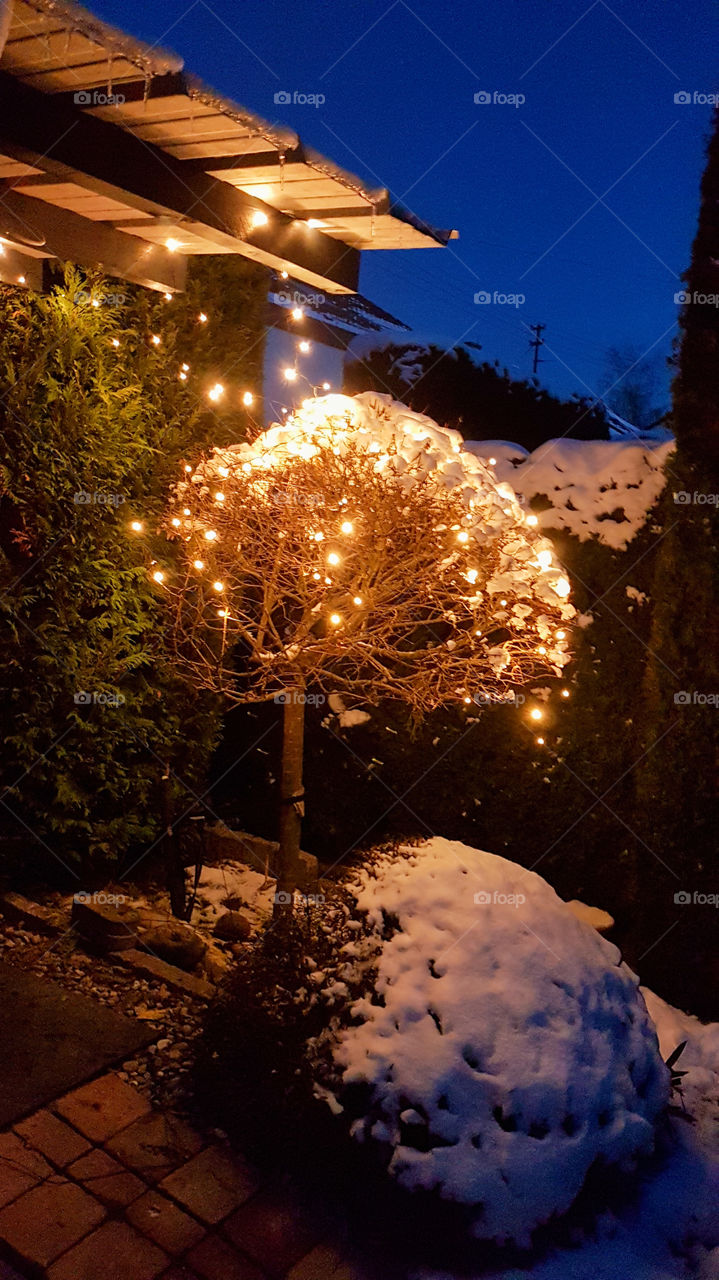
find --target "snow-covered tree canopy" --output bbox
[162,393,574,711]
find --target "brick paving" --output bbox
[0,1072,363,1280]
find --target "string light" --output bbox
[183,507,190,515]
[556,629,566,640]
[250,210,268,228]
[328,552,340,565]
[182,363,189,371]
[329,613,341,626]
[500,599,507,607]
[217,608,228,618]
[242,391,254,407]
[204,529,217,541]
[313,531,324,541]
[561,688,570,698]
[130,520,143,533]
[530,708,543,722]
[284,367,298,382]
[215,491,225,502]
[17,275,26,284]
[280,270,289,279]
[290,307,303,321]
[340,520,353,534]
[166,238,180,252]
[152,570,165,584]
[312,571,321,580]
[184,465,192,473]
[193,559,204,570]
[171,517,181,527]
[457,530,469,544]
[163,293,173,304]
[111,338,120,347]
[322,382,331,390]
[298,340,311,354]
[538,645,547,655]
[91,299,100,309]
[536,736,545,745]
[488,456,497,466]
[212,580,224,592]
[208,383,224,403]
[463,695,472,704]
[198,312,208,324]
[526,514,538,527]
[150,334,161,346]
[179,371,187,381]
[353,596,363,605]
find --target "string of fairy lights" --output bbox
[111,265,573,751]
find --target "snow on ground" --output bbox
[464,437,674,550]
[192,860,275,932]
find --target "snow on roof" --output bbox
[465,436,674,550]
[269,285,410,338]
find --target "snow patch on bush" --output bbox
[325,839,668,1246]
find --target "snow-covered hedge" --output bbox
[320,840,669,1246]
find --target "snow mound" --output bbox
[464,437,673,550]
[328,839,669,1246]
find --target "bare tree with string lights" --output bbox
[157,393,574,912]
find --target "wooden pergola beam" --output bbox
[0,72,359,294]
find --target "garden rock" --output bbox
[139,922,206,972]
[213,911,252,942]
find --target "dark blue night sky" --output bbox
[93,0,717,405]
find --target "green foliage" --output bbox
[344,343,612,448]
[0,258,268,871]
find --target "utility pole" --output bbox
[528,322,546,375]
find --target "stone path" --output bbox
[0,1072,371,1280]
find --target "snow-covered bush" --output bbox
[318,839,669,1246]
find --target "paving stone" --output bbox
[115,950,215,999]
[47,1220,168,1280]
[0,892,64,935]
[66,1147,147,1208]
[223,1187,322,1277]
[187,1234,266,1280]
[54,1071,152,1142]
[13,1108,92,1167]
[287,1243,355,1280]
[127,1189,205,1254]
[159,1146,259,1225]
[0,1131,53,1208]
[0,1179,105,1269]
[106,1111,203,1184]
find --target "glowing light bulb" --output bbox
[283,367,297,382]
[250,210,268,228]
[322,382,331,390]
[183,507,190,516]
[561,688,570,698]
[353,596,363,605]
[130,520,143,532]
[182,363,189,371]
[217,608,228,618]
[151,334,161,345]
[538,645,547,655]
[536,736,545,745]
[91,299,100,309]
[215,491,225,502]
[556,629,566,640]
[465,568,478,584]
[329,613,341,626]
[280,270,289,279]
[212,580,224,592]
[500,599,507,607]
[204,530,217,541]
[307,218,326,229]
[111,338,120,347]
[242,391,254,407]
[463,696,472,704]
[164,292,173,302]
[241,462,252,473]
[312,571,321,580]
[193,559,204,570]
[17,275,26,284]
[488,456,497,466]
[313,531,324,542]
[290,307,303,321]
[530,708,543,722]
[171,517,181,527]
[184,465,192,473]
[298,340,311,354]
[152,570,165,584]
[198,312,208,323]
[166,238,180,253]
[208,383,224,403]
[526,514,538,527]
[179,371,187,381]
[340,520,353,534]
[328,552,340,565]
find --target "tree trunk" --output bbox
[274,690,305,917]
